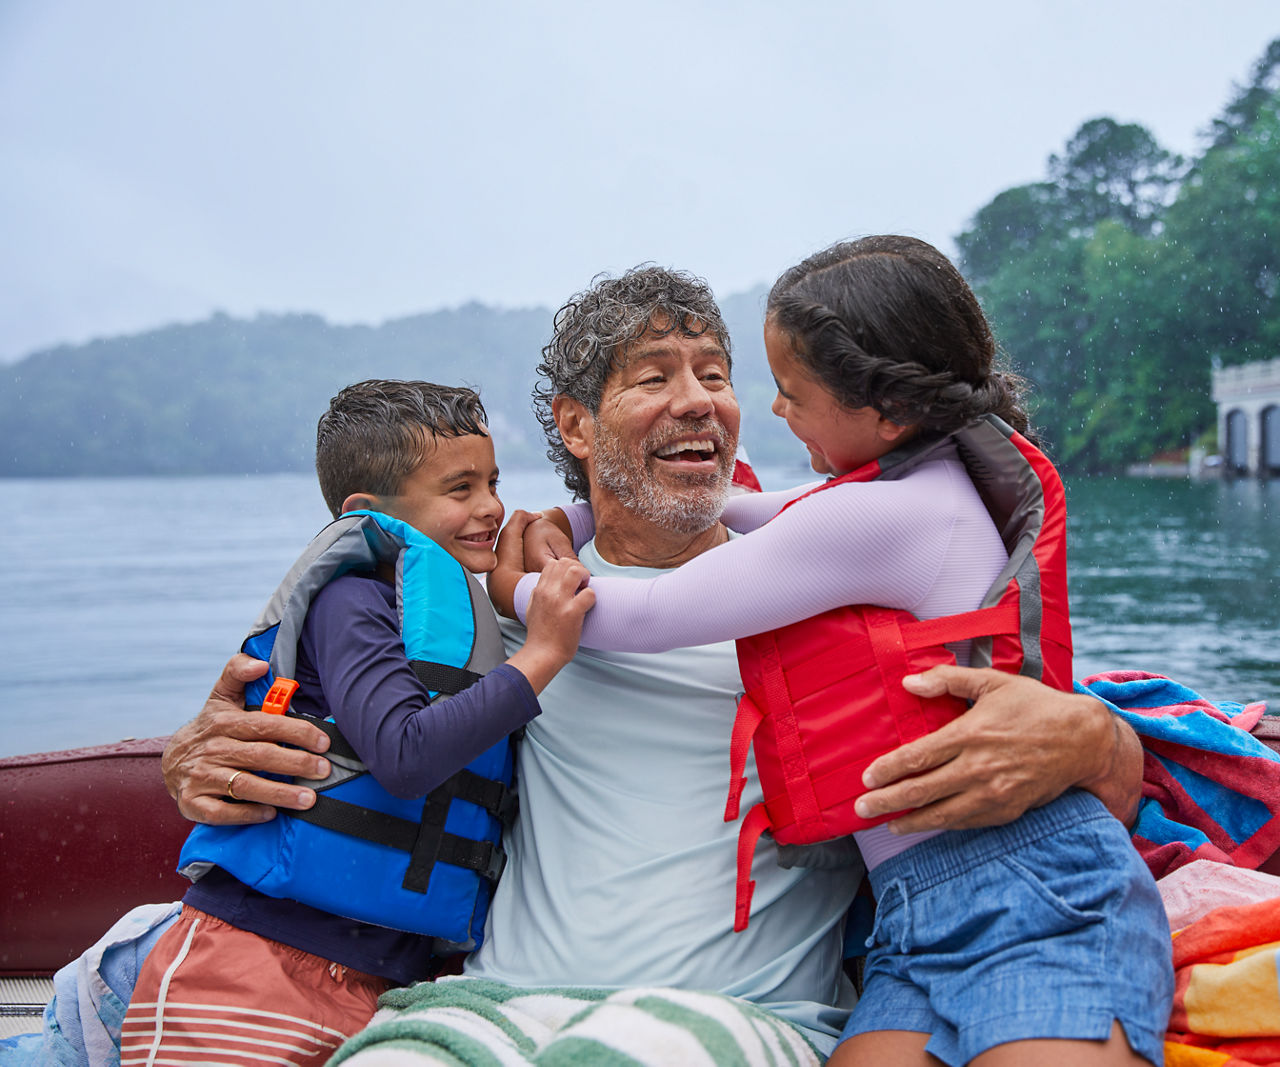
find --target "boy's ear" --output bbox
[552,396,593,460]
[341,492,383,516]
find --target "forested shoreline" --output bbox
[958,39,1280,472]
[5,39,1278,478]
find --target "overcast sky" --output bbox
[2,2,1278,362]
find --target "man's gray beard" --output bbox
[591,417,736,535]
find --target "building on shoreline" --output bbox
[1212,358,1280,477]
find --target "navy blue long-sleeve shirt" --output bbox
[185,571,540,983]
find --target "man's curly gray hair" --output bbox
[533,265,732,500]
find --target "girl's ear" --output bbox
[341,492,383,516]
[876,417,918,445]
[552,396,593,460]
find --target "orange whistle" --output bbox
[261,677,300,715]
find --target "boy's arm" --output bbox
[305,576,542,799]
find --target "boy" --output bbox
[119,380,593,1066]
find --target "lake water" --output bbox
[1,469,1276,758]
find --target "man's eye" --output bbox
[639,375,665,386]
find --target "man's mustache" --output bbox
[643,417,735,458]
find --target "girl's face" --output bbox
[764,318,914,478]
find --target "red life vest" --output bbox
[727,415,1073,931]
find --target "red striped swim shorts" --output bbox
[120,904,390,1066]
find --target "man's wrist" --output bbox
[1072,695,1143,826]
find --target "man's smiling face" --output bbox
[586,321,740,534]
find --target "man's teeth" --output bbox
[655,439,716,458]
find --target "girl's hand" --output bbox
[523,509,576,571]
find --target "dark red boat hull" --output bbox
[0,738,190,977]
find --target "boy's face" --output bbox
[378,432,504,574]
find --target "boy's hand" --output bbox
[490,510,538,618]
[161,654,331,825]
[506,557,595,693]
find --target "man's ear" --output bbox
[552,395,593,460]
[340,492,383,516]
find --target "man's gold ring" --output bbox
[226,770,246,800]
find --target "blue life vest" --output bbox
[178,511,514,953]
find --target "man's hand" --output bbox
[161,654,332,825]
[854,665,1143,833]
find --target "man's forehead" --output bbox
[618,323,729,365]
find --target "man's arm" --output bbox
[854,665,1143,832]
[161,654,331,825]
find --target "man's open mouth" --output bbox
[653,437,719,464]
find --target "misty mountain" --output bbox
[2,286,808,478]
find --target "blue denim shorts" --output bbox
[840,790,1173,1066]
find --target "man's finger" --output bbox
[901,664,1002,702]
[216,710,331,755]
[860,716,965,793]
[208,653,269,702]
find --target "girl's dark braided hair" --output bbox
[767,235,1031,438]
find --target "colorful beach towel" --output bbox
[1078,671,1279,879]
[1164,897,1280,1066]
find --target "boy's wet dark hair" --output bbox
[315,379,489,518]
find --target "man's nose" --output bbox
[668,369,715,417]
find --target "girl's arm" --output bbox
[720,483,821,532]
[552,483,820,549]
[515,464,995,653]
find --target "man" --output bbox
[164,267,1141,1063]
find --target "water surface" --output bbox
[1,471,1274,758]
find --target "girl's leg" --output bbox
[826,1030,943,1067]
[972,1021,1155,1067]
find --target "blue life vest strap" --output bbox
[282,712,516,894]
[290,787,507,888]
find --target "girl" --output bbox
[494,237,1172,1066]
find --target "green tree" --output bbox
[1164,89,1280,369]
[1047,118,1183,237]
[1061,223,1209,471]
[1208,38,1280,148]
[956,182,1062,285]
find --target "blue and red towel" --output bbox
[1078,670,1279,879]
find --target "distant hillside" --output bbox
[1,286,807,478]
